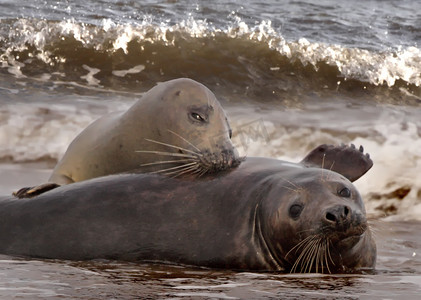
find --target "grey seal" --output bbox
[14,78,240,198]
[2,145,375,273]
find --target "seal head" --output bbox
[257,168,376,273]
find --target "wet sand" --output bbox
[0,163,51,196]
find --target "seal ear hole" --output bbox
[289,204,303,220]
[338,187,351,198]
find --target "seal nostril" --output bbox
[344,206,350,217]
[326,212,336,222]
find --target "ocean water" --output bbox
[0,0,421,298]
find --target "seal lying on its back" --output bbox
[14,78,240,198]
[0,145,375,273]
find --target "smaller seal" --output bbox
[14,78,240,198]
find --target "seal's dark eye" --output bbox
[338,187,351,198]
[190,112,205,122]
[289,204,303,219]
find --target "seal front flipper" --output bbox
[13,183,61,199]
[300,144,373,182]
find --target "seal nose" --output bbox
[221,148,240,168]
[324,205,351,230]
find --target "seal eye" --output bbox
[338,187,351,198]
[289,204,303,219]
[190,112,205,122]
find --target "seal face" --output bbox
[14,78,241,198]
[257,168,376,273]
[1,157,376,273]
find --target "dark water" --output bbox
[1,0,421,298]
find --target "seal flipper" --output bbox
[13,183,61,199]
[300,144,373,182]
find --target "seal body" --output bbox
[50,78,239,184]
[0,157,376,273]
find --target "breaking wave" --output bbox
[1,17,421,103]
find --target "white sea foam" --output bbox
[230,108,421,221]
[112,64,145,77]
[2,16,421,87]
[0,100,126,162]
[225,16,421,87]
[81,64,101,86]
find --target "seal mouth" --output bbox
[336,234,364,249]
[283,221,368,274]
[322,220,368,244]
[197,149,244,174]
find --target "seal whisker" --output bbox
[289,235,318,273]
[285,235,314,258]
[136,150,197,159]
[318,241,324,273]
[324,238,332,274]
[167,129,202,153]
[190,167,205,175]
[314,239,321,273]
[280,178,301,190]
[300,241,314,273]
[324,160,336,181]
[281,185,300,193]
[310,238,324,273]
[326,238,335,267]
[144,138,203,157]
[161,166,201,178]
[167,164,202,178]
[320,153,326,182]
[197,168,209,177]
[302,238,319,273]
[139,158,196,167]
[321,153,326,169]
[316,238,326,273]
[290,249,305,273]
[149,162,198,175]
[312,238,323,273]
[294,238,316,273]
[295,228,319,235]
[367,223,378,239]
[329,161,335,172]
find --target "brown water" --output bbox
[0,219,419,299]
